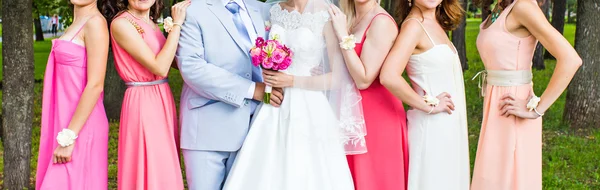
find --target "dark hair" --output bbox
[472,0,510,9]
[394,0,464,31]
[98,0,117,23]
[472,0,546,9]
[102,0,163,24]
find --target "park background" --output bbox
[0,0,598,189]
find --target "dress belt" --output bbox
[125,78,169,87]
[472,70,532,97]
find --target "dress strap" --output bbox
[403,18,435,46]
[360,13,397,44]
[69,16,95,42]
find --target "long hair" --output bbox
[395,0,464,31]
[102,0,163,24]
[340,0,381,31]
[473,0,547,10]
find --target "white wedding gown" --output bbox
[222,3,355,190]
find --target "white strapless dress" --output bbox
[222,4,354,190]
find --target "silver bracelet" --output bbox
[533,107,544,117]
[427,106,435,114]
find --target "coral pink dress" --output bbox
[36,19,109,190]
[471,1,542,189]
[111,12,183,190]
[346,13,409,190]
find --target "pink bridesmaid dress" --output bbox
[346,13,409,190]
[471,1,542,189]
[111,12,183,190]
[36,18,109,190]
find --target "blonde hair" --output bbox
[340,0,381,31]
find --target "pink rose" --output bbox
[255,37,266,47]
[261,59,274,69]
[279,57,292,70]
[271,49,286,64]
[250,48,263,66]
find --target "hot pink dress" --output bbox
[346,13,409,190]
[111,12,183,190]
[36,20,109,190]
[471,1,542,189]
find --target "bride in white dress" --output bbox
[223,0,366,189]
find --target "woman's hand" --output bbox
[499,93,540,119]
[171,0,191,24]
[53,143,75,164]
[430,92,455,114]
[263,69,294,88]
[327,4,349,40]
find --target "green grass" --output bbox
[1,21,599,189]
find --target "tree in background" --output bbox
[564,0,600,128]
[551,0,567,34]
[33,0,60,41]
[532,0,550,70]
[452,0,469,70]
[545,0,567,59]
[481,0,492,22]
[2,0,35,188]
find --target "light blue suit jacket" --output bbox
[177,0,270,152]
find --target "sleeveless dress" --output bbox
[471,1,542,189]
[346,13,409,190]
[36,18,109,190]
[403,19,470,190]
[222,4,354,190]
[110,12,184,190]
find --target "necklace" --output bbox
[126,10,155,28]
[490,5,503,24]
[351,1,377,30]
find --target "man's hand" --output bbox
[252,83,285,107]
[270,87,284,107]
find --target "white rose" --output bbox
[56,128,78,147]
[423,95,440,107]
[339,35,356,50]
[163,17,174,33]
[527,96,541,111]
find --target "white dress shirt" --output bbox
[222,0,258,99]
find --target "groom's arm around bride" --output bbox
[175,0,280,189]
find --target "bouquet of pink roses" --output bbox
[250,35,293,104]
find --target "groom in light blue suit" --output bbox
[176,0,279,189]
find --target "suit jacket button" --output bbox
[246,73,251,77]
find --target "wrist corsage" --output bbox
[527,96,544,117]
[56,128,78,147]
[423,95,439,114]
[339,35,356,50]
[163,17,182,33]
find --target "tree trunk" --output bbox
[564,0,600,129]
[532,0,550,70]
[482,0,492,22]
[546,0,567,59]
[103,46,127,120]
[2,0,34,188]
[551,0,567,33]
[452,0,468,70]
[34,16,45,41]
